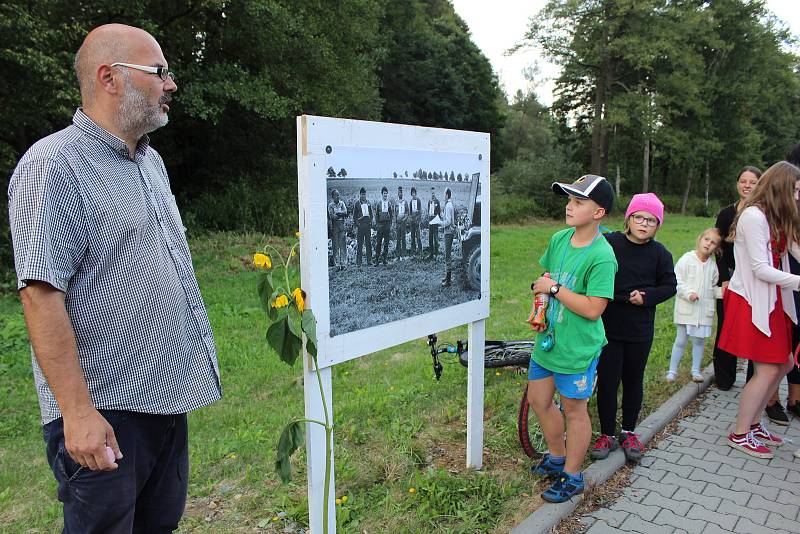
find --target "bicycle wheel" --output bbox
[458,340,533,368]
[518,383,546,458]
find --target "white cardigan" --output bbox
[673,251,722,327]
[728,206,800,335]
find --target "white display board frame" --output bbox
[297,115,490,533]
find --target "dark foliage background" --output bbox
[2,0,799,278]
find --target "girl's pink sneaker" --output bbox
[727,431,774,459]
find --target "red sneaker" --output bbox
[751,422,784,447]
[620,431,644,462]
[727,431,774,459]
[590,434,618,460]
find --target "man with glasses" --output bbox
[7,24,220,532]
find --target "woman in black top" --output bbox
[713,166,761,390]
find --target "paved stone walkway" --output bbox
[579,375,800,533]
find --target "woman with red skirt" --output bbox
[718,161,800,459]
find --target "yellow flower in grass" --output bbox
[292,288,305,312]
[253,253,271,269]
[295,231,301,238]
[272,294,289,308]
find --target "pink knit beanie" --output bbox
[625,193,664,226]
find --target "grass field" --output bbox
[0,215,714,533]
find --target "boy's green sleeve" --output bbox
[585,258,617,299]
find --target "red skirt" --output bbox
[718,289,792,363]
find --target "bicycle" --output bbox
[426,333,549,459]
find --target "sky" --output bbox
[325,146,481,180]
[451,0,800,105]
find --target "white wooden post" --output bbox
[303,354,336,533]
[466,319,485,469]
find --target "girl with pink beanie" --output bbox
[591,193,677,462]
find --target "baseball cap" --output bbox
[552,174,614,213]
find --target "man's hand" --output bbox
[688,292,699,302]
[19,281,122,471]
[629,290,645,306]
[63,407,122,471]
[531,275,557,295]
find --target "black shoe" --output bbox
[787,402,800,418]
[765,402,790,426]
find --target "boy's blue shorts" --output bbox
[528,357,599,400]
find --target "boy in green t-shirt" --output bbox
[526,174,618,503]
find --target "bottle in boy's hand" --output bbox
[528,273,551,330]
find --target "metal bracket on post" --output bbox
[466,319,485,469]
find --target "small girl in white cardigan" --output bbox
[667,228,724,382]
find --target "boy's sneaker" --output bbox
[620,431,644,462]
[665,371,676,382]
[590,434,618,460]
[541,472,584,503]
[530,453,565,478]
[727,431,774,459]
[765,402,789,426]
[751,422,784,447]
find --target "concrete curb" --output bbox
[510,366,715,534]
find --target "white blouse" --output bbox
[727,206,800,335]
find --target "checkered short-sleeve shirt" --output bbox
[8,109,221,424]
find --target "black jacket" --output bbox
[715,203,737,284]
[602,231,677,342]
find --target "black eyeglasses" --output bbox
[631,214,659,227]
[111,62,175,82]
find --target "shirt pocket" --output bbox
[703,298,715,318]
[84,191,148,259]
[676,298,695,316]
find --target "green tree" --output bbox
[378,0,505,166]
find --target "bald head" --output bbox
[74,24,162,106]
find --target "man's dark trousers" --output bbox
[375,222,390,263]
[44,410,188,533]
[428,224,439,258]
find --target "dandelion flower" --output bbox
[253,253,271,269]
[335,498,342,505]
[291,249,297,258]
[408,487,416,494]
[292,288,305,313]
[272,294,289,308]
[295,231,301,238]
[341,495,348,503]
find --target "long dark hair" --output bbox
[738,165,762,181]
[728,161,800,246]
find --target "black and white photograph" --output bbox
[324,146,484,336]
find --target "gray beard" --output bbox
[118,72,168,138]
